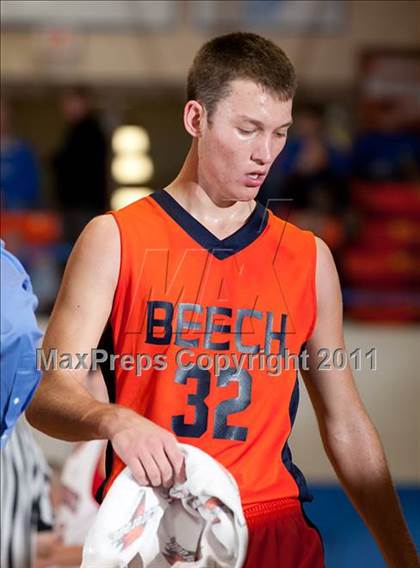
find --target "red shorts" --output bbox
[243,499,325,568]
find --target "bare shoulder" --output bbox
[315,236,336,273]
[58,215,120,316]
[314,236,341,303]
[63,214,120,284]
[75,214,120,258]
[307,236,344,349]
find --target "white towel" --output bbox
[81,443,248,568]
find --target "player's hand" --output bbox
[108,406,186,489]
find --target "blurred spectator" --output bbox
[51,86,108,245]
[35,440,105,567]
[0,98,41,210]
[260,103,350,251]
[343,98,420,322]
[263,103,349,215]
[1,241,54,567]
[1,240,42,445]
[352,100,420,182]
[1,419,54,568]
[35,369,107,567]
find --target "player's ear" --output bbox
[184,100,205,138]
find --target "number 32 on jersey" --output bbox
[171,364,252,441]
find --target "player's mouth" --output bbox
[244,171,266,188]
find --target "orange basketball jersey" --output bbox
[98,189,317,510]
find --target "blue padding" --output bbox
[303,484,420,568]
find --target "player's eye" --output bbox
[275,132,287,138]
[238,128,255,135]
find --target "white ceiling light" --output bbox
[111,154,154,184]
[112,126,150,154]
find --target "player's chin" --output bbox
[220,182,260,204]
[233,183,261,202]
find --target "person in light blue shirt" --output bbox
[0,240,43,447]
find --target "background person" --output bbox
[51,86,109,247]
[0,97,41,210]
[1,240,53,567]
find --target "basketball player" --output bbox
[27,33,418,567]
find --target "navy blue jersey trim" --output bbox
[281,373,313,502]
[150,189,268,260]
[300,501,325,561]
[95,321,116,504]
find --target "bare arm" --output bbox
[301,237,418,568]
[27,216,119,441]
[26,216,184,487]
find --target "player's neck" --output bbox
[164,146,257,240]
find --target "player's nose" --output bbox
[251,137,273,165]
